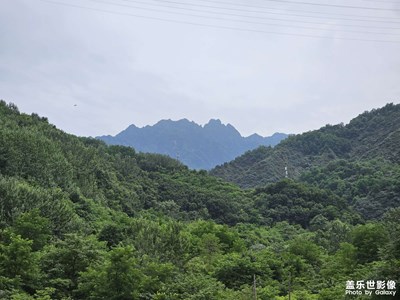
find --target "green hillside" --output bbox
[210,103,400,188]
[0,101,399,299]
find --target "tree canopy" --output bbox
[0,100,399,299]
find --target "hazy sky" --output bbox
[1,0,400,137]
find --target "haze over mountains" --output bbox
[97,119,287,170]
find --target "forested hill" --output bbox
[97,118,287,170]
[0,101,254,226]
[1,100,399,299]
[210,103,400,188]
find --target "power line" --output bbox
[38,0,400,43]
[255,0,400,12]
[192,0,400,21]
[359,0,400,4]
[116,0,400,24]
[84,0,400,35]
[87,0,400,30]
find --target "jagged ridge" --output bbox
[97,119,287,170]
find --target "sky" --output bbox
[1,0,400,137]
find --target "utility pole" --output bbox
[252,274,257,300]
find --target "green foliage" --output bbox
[0,230,40,293]
[0,101,399,298]
[301,159,400,220]
[321,242,357,281]
[288,237,324,267]
[155,273,229,300]
[78,245,144,299]
[351,223,388,264]
[310,218,351,253]
[0,176,78,235]
[40,234,106,298]
[254,179,349,227]
[211,103,400,188]
[12,210,51,251]
[213,252,261,289]
[381,208,400,260]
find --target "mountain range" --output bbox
[97,119,287,170]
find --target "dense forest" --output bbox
[211,103,400,188]
[0,100,399,299]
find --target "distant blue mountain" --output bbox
[97,119,287,170]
